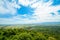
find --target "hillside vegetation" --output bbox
[0,25,60,40]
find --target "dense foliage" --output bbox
[0,26,60,40]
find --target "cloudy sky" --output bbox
[0,0,60,24]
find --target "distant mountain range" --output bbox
[0,22,60,26]
[37,22,60,26]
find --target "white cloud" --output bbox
[0,0,20,14]
[0,17,37,24]
[18,0,37,6]
[31,0,60,22]
[0,0,60,24]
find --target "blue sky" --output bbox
[0,0,60,24]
